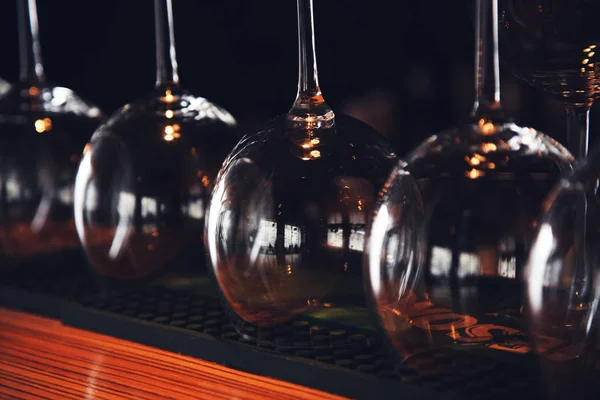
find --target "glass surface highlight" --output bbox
[0,0,104,268]
[365,0,574,366]
[206,0,396,340]
[525,144,600,397]
[73,0,239,281]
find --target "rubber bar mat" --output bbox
[0,267,550,400]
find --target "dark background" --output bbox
[0,1,594,155]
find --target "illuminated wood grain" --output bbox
[0,308,347,400]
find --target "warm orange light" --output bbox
[202,175,210,187]
[449,325,457,342]
[301,137,321,149]
[34,118,52,133]
[164,89,175,103]
[488,162,496,169]
[163,124,181,142]
[310,150,321,159]
[165,110,174,119]
[465,154,486,166]
[481,143,497,153]
[478,120,496,135]
[466,168,484,179]
[466,156,480,166]
[0,307,342,400]
[28,86,39,96]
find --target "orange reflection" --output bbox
[468,156,481,165]
[481,143,497,153]
[163,124,181,142]
[34,118,52,133]
[164,89,175,103]
[466,168,484,179]
[477,118,497,135]
[301,149,321,160]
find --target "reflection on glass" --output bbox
[499,0,600,159]
[206,0,396,340]
[365,0,574,368]
[525,145,600,397]
[73,0,239,281]
[0,0,104,267]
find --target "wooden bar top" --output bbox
[0,307,348,400]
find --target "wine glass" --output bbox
[73,0,239,284]
[524,145,600,398]
[365,0,574,367]
[0,0,104,269]
[205,0,396,341]
[498,0,600,159]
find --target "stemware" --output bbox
[524,145,600,398]
[0,0,104,268]
[499,0,600,159]
[73,0,239,283]
[206,0,396,340]
[365,0,574,365]
[525,130,600,398]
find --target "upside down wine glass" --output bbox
[365,0,573,367]
[500,2,600,396]
[499,0,600,159]
[0,0,103,269]
[525,144,600,399]
[74,0,239,284]
[206,0,396,342]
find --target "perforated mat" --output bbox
[0,262,569,400]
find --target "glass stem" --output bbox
[18,0,45,85]
[472,0,504,119]
[565,106,590,159]
[154,0,180,88]
[288,0,332,119]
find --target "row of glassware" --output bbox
[0,0,598,389]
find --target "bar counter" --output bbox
[0,308,346,399]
